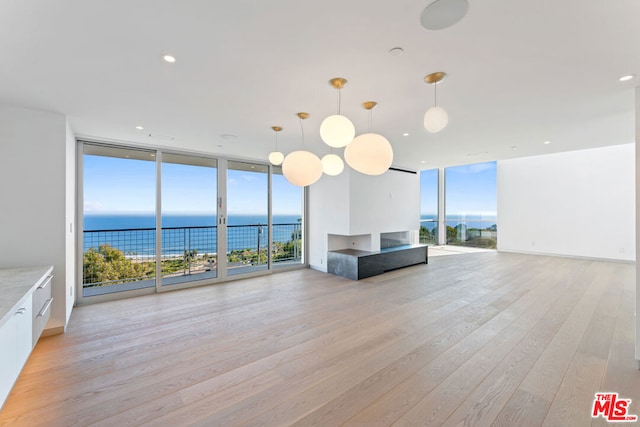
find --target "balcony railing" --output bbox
[419,220,438,245]
[420,219,497,248]
[446,220,497,249]
[83,223,302,291]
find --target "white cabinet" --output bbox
[32,274,52,347]
[0,267,52,410]
[15,293,33,372]
[0,309,18,405]
[0,294,32,406]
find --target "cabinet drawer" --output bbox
[32,298,53,347]
[32,274,53,318]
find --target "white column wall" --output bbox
[0,104,73,333]
[498,144,635,261]
[349,169,420,252]
[65,120,76,324]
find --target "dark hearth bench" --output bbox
[327,244,428,280]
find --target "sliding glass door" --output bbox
[272,166,304,267]
[161,154,217,287]
[82,145,157,297]
[79,142,306,302]
[226,161,269,276]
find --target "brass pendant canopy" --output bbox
[424,72,446,85]
[329,77,348,89]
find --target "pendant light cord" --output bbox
[299,117,305,147]
[275,131,279,150]
[369,109,373,132]
[434,82,438,107]
[337,89,342,115]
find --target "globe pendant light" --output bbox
[344,102,393,176]
[282,112,323,187]
[424,71,449,133]
[268,126,284,165]
[321,153,344,176]
[320,77,356,148]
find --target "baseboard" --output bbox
[497,249,635,264]
[42,325,65,337]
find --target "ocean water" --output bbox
[84,214,300,230]
[83,214,301,255]
[420,214,497,230]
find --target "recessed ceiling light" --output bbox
[403,132,410,136]
[420,160,427,163]
[163,54,176,63]
[135,126,144,130]
[543,140,551,145]
[619,74,635,82]
[216,144,223,148]
[389,47,404,56]
[150,154,155,158]
[511,146,518,150]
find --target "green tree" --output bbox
[83,244,152,286]
[446,226,457,243]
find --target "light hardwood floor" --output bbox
[0,251,638,426]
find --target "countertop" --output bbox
[0,266,53,328]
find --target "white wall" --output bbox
[0,104,74,332]
[349,169,420,251]
[308,167,420,272]
[308,172,351,271]
[498,143,635,261]
[635,87,639,363]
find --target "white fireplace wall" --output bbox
[309,167,420,272]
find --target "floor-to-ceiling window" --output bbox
[419,168,439,245]
[79,142,306,302]
[161,154,217,287]
[226,161,269,276]
[272,166,304,266]
[444,161,497,248]
[82,145,157,297]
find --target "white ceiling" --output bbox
[1,0,638,170]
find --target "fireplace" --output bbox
[380,231,411,250]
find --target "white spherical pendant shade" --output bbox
[268,151,284,165]
[424,106,448,133]
[321,154,344,176]
[282,151,323,186]
[320,115,355,148]
[344,133,393,176]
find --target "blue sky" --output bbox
[421,161,497,217]
[83,155,302,215]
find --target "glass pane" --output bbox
[272,166,303,267]
[82,145,157,297]
[227,161,269,276]
[445,161,497,248]
[161,154,217,286]
[420,168,438,245]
